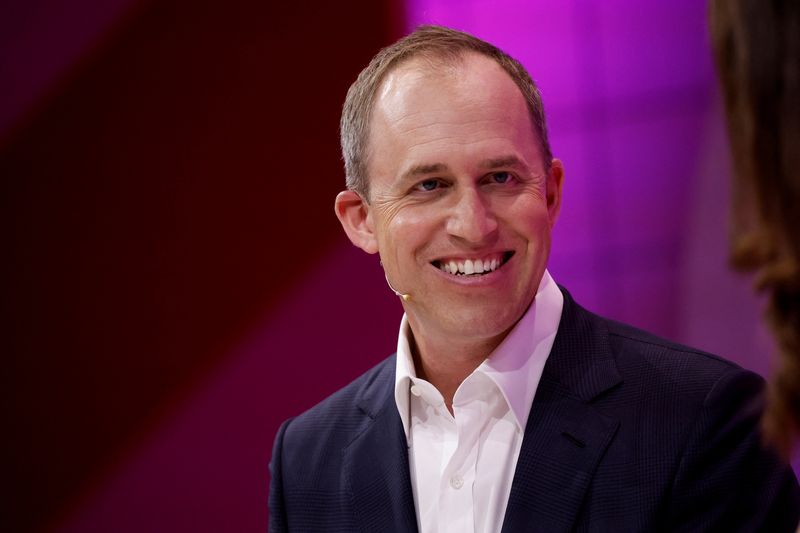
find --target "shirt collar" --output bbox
[394,269,564,439]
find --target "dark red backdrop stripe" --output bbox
[0,1,399,531]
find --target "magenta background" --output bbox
[403,0,772,376]
[1,1,789,532]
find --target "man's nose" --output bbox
[445,187,498,244]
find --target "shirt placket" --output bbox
[439,395,483,533]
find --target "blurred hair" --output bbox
[710,0,800,456]
[340,25,552,200]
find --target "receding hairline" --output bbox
[341,25,553,201]
[361,50,548,197]
[363,52,489,163]
[374,50,506,99]
[357,51,463,199]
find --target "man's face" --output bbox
[339,53,562,349]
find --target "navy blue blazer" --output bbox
[269,289,800,532]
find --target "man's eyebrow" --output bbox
[400,163,449,181]
[399,157,527,182]
[480,156,526,169]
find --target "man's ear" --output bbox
[546,158,564,227]
[335,190,379,254]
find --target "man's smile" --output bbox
[430,251,514,276]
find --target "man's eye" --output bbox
[491,171,512,184]
[416,179,440,192]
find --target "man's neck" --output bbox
[408,327,506,414]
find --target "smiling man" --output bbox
[268,26,799,533]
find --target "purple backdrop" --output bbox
[405,0,773,376]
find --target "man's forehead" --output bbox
[370,53,527,133]
[377,52,495,97]
[374,54,520,122]
[364,54,540,182]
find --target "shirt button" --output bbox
[410,385,422,396]
[449,474,464,490]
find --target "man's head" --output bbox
[335,26,563,352]
[341,25,553,201]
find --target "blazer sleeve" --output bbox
[665,367,800,532]
[268,418,293,533]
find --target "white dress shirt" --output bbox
[394,270,564,533]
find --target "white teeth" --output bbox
[436,254,506,275]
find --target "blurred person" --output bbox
[269,25,800,532]
[710,0,800,458]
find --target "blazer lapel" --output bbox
[502,290,622,533]
[343,359,419,533]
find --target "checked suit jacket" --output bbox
[268,289,800,532]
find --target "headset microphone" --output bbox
[383,271,412,302]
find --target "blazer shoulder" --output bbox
[561,305,798,530]
[600,314,764,408]
[272,354,398,505]
[559,288,758,400]
[282,354,396,444]
[606,316,744,370]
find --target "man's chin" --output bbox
[435,307,524,347]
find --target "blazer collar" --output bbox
[345,357,419,533]
[501,287,622,532]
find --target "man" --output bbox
[269,25,800,532]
